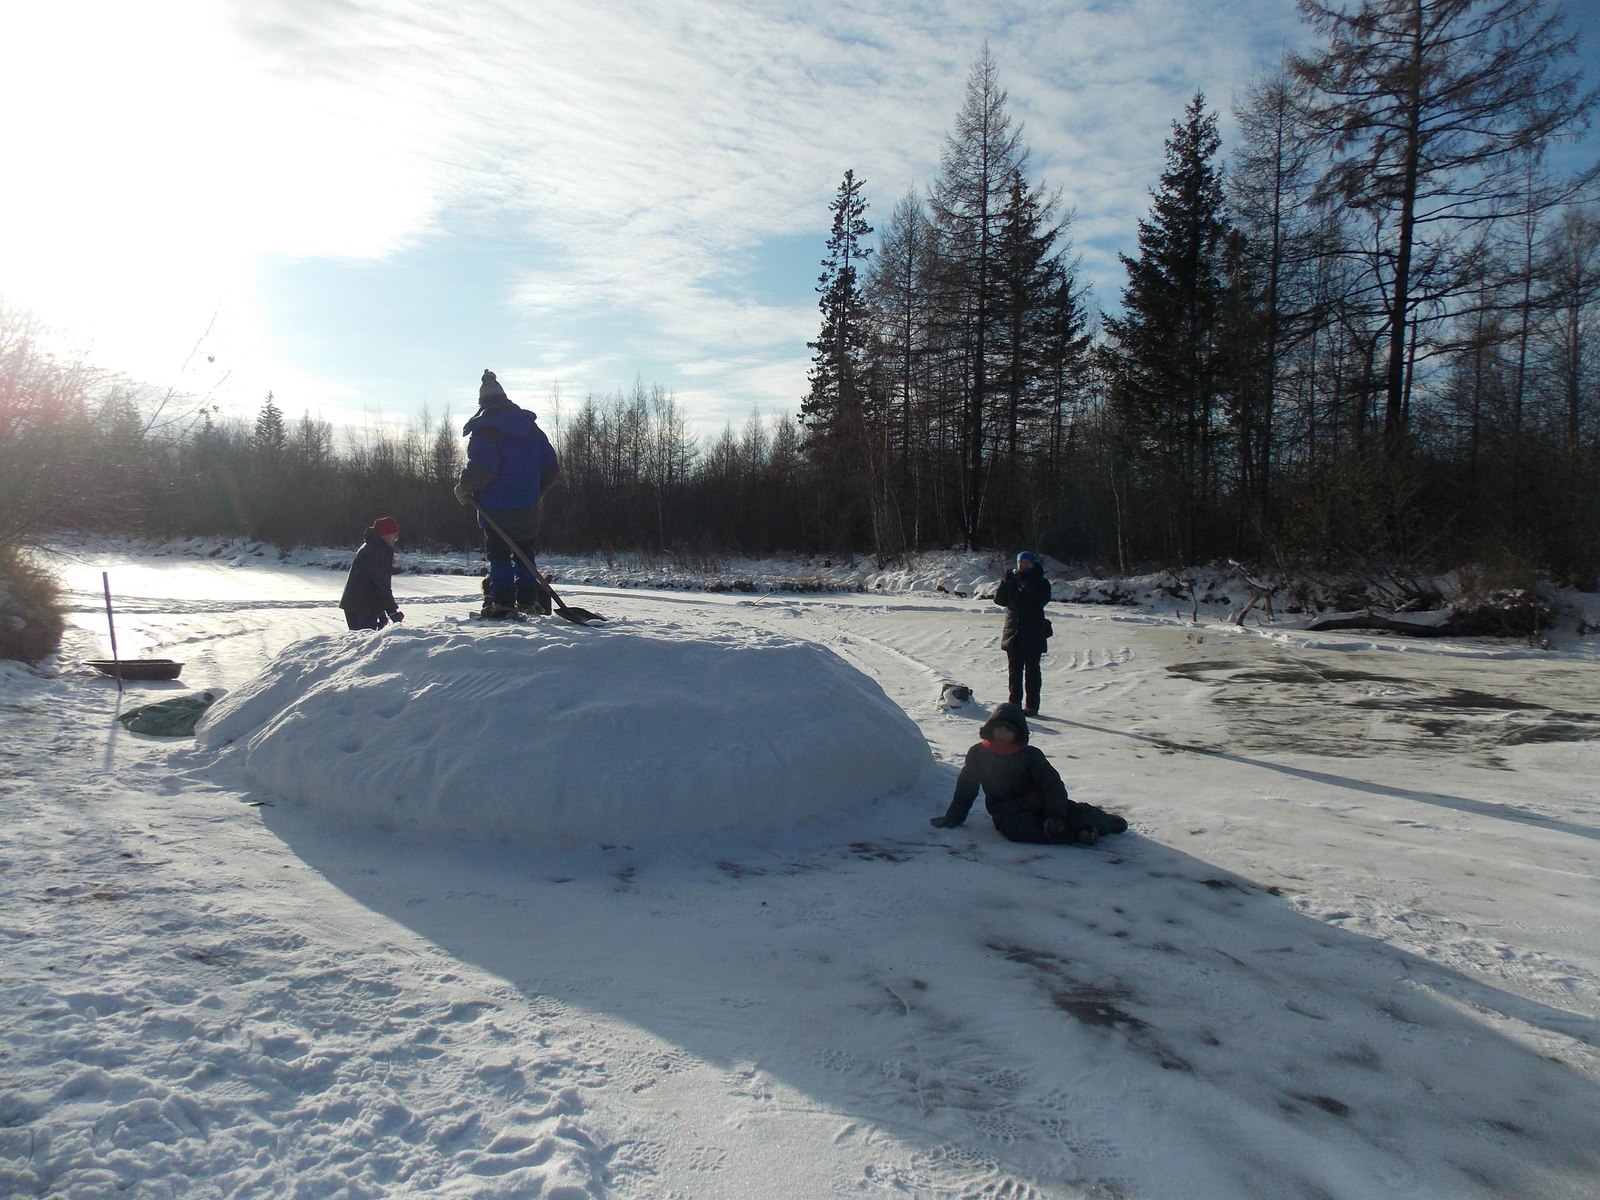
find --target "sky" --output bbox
[3,0,1598,442]
[5,541,1598,1196]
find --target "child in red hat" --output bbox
[339,517,405,630]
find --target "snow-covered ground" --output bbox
[4,539,1599,1199]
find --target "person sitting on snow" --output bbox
[929,702,1127,845]
[339,516,405,631]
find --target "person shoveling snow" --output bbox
[454,369,560,619]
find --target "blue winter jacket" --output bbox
[459,400,559,511]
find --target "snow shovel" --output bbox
[467,501,605,625]
[90,572,185,684]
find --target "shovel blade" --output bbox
[555,606,605,625]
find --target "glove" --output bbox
[453,481,474,506]
[389,610,404,623]
[930,816,957,829]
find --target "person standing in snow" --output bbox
[339,516,405,630]
[996,550,1051,716]
[454,369,560,618]
[929,703,1126,845]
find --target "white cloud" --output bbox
[0,0,1396,434]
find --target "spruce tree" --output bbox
[994,169,1066,465]
[1104,93,1232,563]
[802,169,873,548]
[1037,260,1094,476]
[252,391,286,458]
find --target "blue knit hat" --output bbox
[1016,550,1039,566]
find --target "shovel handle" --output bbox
[468,500,561,610]
[466,499,603,623]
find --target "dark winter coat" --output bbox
[339,530,398,628]
[936,703,1126,843]
[938,704,1070,827]
[996,566,1052,656]
[459,398,559,517]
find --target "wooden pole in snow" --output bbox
[102,571,123,694]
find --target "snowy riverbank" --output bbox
[3,543,1598,1197]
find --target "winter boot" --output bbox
[480,588,517,619]
[1042,815,1068,840]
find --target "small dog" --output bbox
[938,682,973,710]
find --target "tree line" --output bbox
[3,0,1598,583]
[0,337,826,557]
[803,1,1600,581]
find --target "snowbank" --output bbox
[194,618,933,847]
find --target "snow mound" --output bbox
[194,619,933,847]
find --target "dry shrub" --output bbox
[671,539,726,575]
[1452,552,1540,604]
[1448,551,1551,636]
[1446,591,1552,637]
[0,544,65,665]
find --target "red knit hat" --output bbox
[373,516,399,537]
